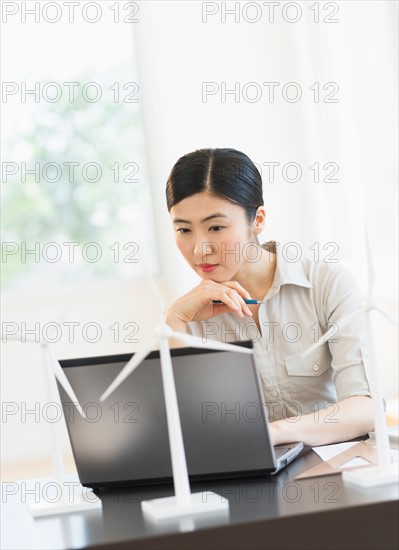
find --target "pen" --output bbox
[212,299,265,305]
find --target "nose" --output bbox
[194,239,215,262]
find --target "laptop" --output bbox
[56,340,303,488]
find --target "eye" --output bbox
[176,226,225,234]
[209,226,225,232]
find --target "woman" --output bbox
[164,147,374,447]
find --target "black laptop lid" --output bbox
[56,341,276,488]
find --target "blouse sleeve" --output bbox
[323,265,372,401]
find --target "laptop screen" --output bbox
[57,341,276,487]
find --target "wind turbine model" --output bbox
[99,252,254,521]
[3,300,102,516]
[300,229,398,487]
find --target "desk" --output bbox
[1,447,398,550]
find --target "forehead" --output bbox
[171,193,243,224]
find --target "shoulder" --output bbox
[270,239,362,302]
[302,256,361,298]
[300,256,364,326]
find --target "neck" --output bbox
[235,245,276,301]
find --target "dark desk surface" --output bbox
[1,447,398,550]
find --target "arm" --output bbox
[270,395,374,447]
[164,311,189,348]
[270,264,373,447]
[163,280,253,348]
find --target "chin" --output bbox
[197,269,221,281]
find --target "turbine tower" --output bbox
[300,228,398,487]
[3,278,102,516]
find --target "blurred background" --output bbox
[1,1,398,480]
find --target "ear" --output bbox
[252,207,266,235]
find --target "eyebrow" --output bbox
[172,213,229,224]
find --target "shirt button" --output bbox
[271,390,278,398]
[312,363,320,372]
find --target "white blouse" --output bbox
[187,241,371,422]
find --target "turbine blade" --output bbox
[374,306,399,326]
[99,338,157,402]
[168,329,253,354]
[45,346,86,419]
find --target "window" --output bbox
[2,3,157,294]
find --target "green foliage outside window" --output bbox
[2,71,152,290]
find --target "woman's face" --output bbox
[170,192,259,281]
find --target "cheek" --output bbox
[175,236,189,257]
[221,234,247,262]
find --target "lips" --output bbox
[198,263,219,273]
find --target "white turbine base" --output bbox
[27,492,102,517]
[141,491,229,521]
[342,463,398,488]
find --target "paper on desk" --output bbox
[294,441,378,480]
[312,441,358,461]
[296,439,399,481]
[313,439,399,463]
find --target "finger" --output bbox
[223,281,252,300]
[231,289,254,317]
[237,294,253,316]
[224,283,253,315]
[211,291,242,316]
[224,289,246,318]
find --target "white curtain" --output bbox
[134,0,397,394]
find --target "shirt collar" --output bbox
[261,240,312,292]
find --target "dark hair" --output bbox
[165,148,264,236]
